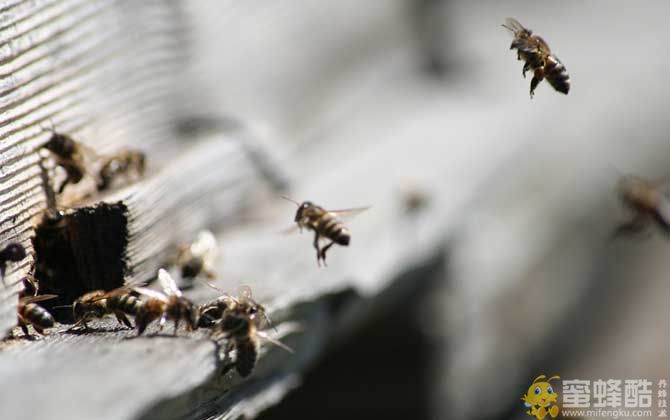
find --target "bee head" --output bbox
[295,201,313,222]
[43,132,75,156]
[3,243,26,262]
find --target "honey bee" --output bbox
[0,242,26,278]
[502,18,570,98]
[198,286,270,329]
[281,197,369,266]
[212,309,292,378]
[41,125,92,193]
[96,149,146,191]
[174,230,218,280]
[17,294,57,337]
[70,288,134,330]
[614,175,670,237]
[133,269,198,336]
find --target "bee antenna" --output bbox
[280,196,300,206]
[52,304,73,310]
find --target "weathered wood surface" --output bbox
[0,0,189,332]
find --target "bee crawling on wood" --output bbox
[173,230,218,281]
[613,175,670,238]
[40,124,94,194]
[212,308,292,378]
[133,269,198,336]
[96,149,146,192]
[17,294,57,337]
[502,18,570,98]
[68,288,136,330]
[0,242,26,279]
[281,196,369,267]
[198,286,271,329]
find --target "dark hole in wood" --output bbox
[31,202,130,323]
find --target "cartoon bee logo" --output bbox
[522,375,561,420]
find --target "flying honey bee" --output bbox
[198,286,270,329]
[70,289,134,330]
[133,269,198,336]
[17,294,57,337]
[212,309,292,378]
[281,197,369,266]
[614,175,670,237]
[41,125,93,193]
[174,230,218,281]
[0,242,26,279]
[96,149,146,191]
[502,18,570,98]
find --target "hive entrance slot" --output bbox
[31,202,130,322]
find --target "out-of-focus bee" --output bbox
[198,286,270,329]
[502,18,570,98]
[0,242,26,278]
[70,288,134,330]
[21,274,39,297]
[614,175,670,237]
[17,294,57,337]
[212,309,292,378]
[281,197,369,266]
[96,149,146,191]
[133,269,198,336]
[174,230,218,280]
[41,125,92,193]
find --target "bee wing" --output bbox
[502,17,526,34]
[277,224,301,235]
[19,294,58,304]
[133,287,169,303]
[657,197,670,227]
[256,331,294,353]
[192,230,218,258]
[158,268,182,297]
[236,285,253,300]
[327,206,371,221]
[88,286,133,303]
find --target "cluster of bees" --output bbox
[0,120,371,377]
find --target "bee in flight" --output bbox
[0,242,26,279]
[613,175,670,237]
[96,149,146,191]
[17,294,57,337]
[212,306,292,378]
[173,230,218,281]
[281,197,369,266]
[133,269,198,336]
[502,18,570,98]
[198,285,271,329]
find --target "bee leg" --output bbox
[159,314,167,332]
[136,321,147,336]
[173,319,179,336]
[115,312,133,329]
[319,241,336,267]
[522,62,531,78]
[312,232,322,267]
[20,323,30,337]
[612,214,649,239]
[530,68,544,98]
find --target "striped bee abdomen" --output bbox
[23,303,55,329]
[108,293,141,315]
[320,218,351,246]
[544,55,570,94]
[235,339,259,377]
